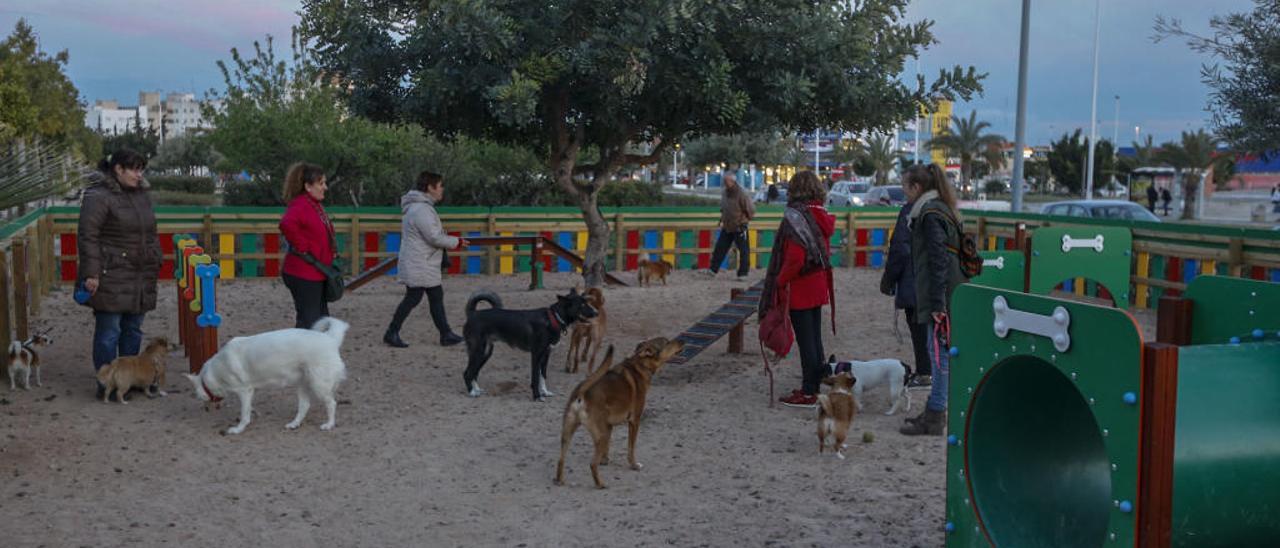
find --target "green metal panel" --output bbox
[948,285,1143,547]
[1150,254,1167,303]
[1028,226,1133,309]
[1172,342,1280,547]
[677,230,696,269]
[1182,276,1280,345]
[240,233,260,277]
[758,229,775,268]
[831,229,844,267]
[969,251,1025,291]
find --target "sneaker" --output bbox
[735,272,749,279]
[440,332,464,347]
[907,375,932,388]
[778,389,804,403]
[780,392,818,408]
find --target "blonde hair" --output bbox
[282,162,326,200]
[787,170,826,204]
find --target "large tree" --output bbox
[300,0,983,286]
[1045,129,1115,196]
[1155,129,1232,220]
[926,110,1004,197]
[1155,0,1280,156]
[859,134,901,186]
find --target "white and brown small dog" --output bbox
[817,372,856,459]
[98,337,170,403]
[7,331,53,391]
[185,317,348,435]
[827,355,912,415]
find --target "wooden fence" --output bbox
[2,205,1278,354]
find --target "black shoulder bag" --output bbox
[290,249,345,302]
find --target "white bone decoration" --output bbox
[982,256,1005,270]
[992,295,1071,352]
[1061,234,1105,253]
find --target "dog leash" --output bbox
[758,339,776,408]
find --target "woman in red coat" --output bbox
[278,162,335,328]
[761,170,836,408]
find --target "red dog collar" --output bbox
[547,309,564,332]
[201,379,224,403]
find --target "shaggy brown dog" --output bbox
[565,287,607,374]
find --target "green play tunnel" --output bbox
[967,356,1112,546]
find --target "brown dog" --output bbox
[565,287,607,374]
[98,337,170,404]
[637,258,673,287]
[555,337,684,488]
[817,373,857,459]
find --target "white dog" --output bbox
[827,355,912,415]
[185,318,348,435]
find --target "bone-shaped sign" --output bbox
[187,254,211,307]
[175,238,197,287]
[982,256,1005,270]
[1061,234,1105,253]
[195,263,222,328]
[992,295,1071,352]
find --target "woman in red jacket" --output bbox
[761,170,836,408]
[279,162,335,329]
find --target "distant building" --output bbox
[84,99,148,135]
[83,91,218,140]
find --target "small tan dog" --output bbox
[637,258,673,287]
[7,330,52,391]
[565,287,607,374]
[98,337,170,404]
[817,372,857,459]
[555,336,684,488]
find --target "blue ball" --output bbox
[945,522,956,533]
[1252,328,1265,340]
[947,434,958,446]
[1119,500,1133,513]
[949,346,959,357]
[1122,392,1137,405]
[1229,336,1241,345]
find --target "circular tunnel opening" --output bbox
[967,355,1112,547]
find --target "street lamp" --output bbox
[672,143,681,186]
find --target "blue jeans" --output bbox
[926,319,950,412]
[93,311,146,371]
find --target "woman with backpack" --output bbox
[899,163,968,436]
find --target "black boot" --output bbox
[383,329,409,348]
[440,332,463,347]
[900,409,945,436]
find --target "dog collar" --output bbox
[547,309,565,332]
[201,379,224,403]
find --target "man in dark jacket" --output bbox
[1145,185,1158,213]
[879,202,931,386]
[705,171,755,278]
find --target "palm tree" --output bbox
[927,110,1006,197]
[1155,129,1232,220]
[859,134,902,186]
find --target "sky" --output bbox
[0,0,1256,146]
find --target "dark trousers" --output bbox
[709,228,750,275]
[283,273,329,329]
[1161,200,1171,216]
[905,308,931,377]
[387,285,452,336]
[92,311,145,371]
[790,306,826,395]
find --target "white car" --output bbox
[827,181,872,207]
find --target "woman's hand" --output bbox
[932,311,947,323]
[456,238,469,250]
[84,277,99,294]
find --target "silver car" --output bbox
[1040,200,1162,222]
[827,180,872,207]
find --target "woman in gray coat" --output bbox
[383,171,468,347]
[77,149,162,398]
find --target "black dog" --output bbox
[463,288,598,401]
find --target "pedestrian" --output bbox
[1160,187,1172,216]
[761,171,836,408]
[766,184,779,204]
[880,196,931,387]
[704,171,755,278]
[279,162,336,329]
[77,148,162,399]
[1146,184,1158,213]
[383,171,468,348]
[898,163,967,436]
[1271,184,1279,215]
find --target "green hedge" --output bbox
[148,175,216,194]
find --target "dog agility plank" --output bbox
[667,279,765,365]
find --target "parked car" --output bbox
[827,180,872,207]
[864,185,906,206]
[753,183,788,204]
[1040,200,1161,222]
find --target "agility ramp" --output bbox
[666,279,765,365]
[945,276,1280,547]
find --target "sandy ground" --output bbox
[0,268,1155,547]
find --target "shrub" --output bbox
[983,180,1008,195]
[148,175,216,194]
[222,179,283,206]
[150,190,218,206]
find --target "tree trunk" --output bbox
[575,190,610,288]
[1180,171,1199,220]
